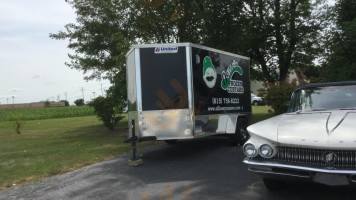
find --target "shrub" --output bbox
[260,81,297,115]
[74,99,85,106]
[88,96,124,130]
[12,119,24,134]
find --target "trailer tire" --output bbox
[165,140,178,145]
[230,118,249,146]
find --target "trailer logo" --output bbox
[221,60,244,94]
[154,47,178,54]
[202,57,217,88]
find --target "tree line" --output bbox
[50,0,356,126]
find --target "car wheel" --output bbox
[253,101,259,106]
[263,178,287,191]
[230,118,249,146]
[165,140,178,145]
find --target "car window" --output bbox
[288,85,356,112]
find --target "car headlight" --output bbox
[244,143,258,157]
[259,144,274,158]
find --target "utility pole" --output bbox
[64,92,68,101]
[81,87,85,101]
[101,84,103,96]
[92,92,96,99]
[7,98,8,104]
[12,96,14,104]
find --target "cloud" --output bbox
[9,88,23,92]
[45,82,58,86]
[32,75,41,79]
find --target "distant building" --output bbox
[250,69,308,95]
[0,102,65,109]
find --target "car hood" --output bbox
[248,110,356,149]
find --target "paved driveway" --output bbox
[1,137,356,200]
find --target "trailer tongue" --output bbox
[125,43,251,163]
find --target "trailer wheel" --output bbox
[230,118,249,146]
[165,140,178,145]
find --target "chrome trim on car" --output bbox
[262,146,356,169]
[326,112,349,135]
[248,168,311,179]
[243,158,356,174]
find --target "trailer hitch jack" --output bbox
[128,120,143,166]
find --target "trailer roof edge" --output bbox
[125,43,250,60]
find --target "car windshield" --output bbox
[288,85,356,112]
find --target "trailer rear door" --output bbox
[138,46,192,140]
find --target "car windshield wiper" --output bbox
[306,108,327,111]
[294,108,327,113]
[338,107,356,110]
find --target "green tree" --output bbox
[239,0,328,83]
[133,0,328,83]
[50,0,132,128]
[74,98,85,106]
[60,100,70,106]
[50,0,133,81]
[51,0,330,121]
[322,0,356,81]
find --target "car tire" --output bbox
[165,140,178,145]
[253,101,259,106]
[230,117,249,146]
[263,178,287,191]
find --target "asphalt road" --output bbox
[1,137,356,200]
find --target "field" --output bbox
[0,106,95,121]
[0,105,273,191]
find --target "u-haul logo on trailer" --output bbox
[154,47,178,54]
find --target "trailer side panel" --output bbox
[191,47,251,134]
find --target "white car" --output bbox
[243,81,356,190]
[251,93,263,106]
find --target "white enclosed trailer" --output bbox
[125,43,251,146]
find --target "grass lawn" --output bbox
[0,115,157,191]
[0,106,274,191]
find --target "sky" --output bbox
[0,0,110,105]
[0,0,336,105]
